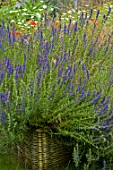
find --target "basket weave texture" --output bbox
[14,128,72,170]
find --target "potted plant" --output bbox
[0,6,113,169]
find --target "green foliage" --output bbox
[0,0,16,7]
[0,1,113,169]
[0,155,25,170]
[0,0,54,31]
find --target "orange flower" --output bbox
[95,21,99,26]
[70,23,74,30]
[90,18,95,22]
[16,31,21,37]
[49,18,53,21]
[27,20,37,28]
[11,31,21,38]
[54,21,59,29]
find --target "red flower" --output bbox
[11,31,21,38]
[90,18,95,22]
[11,31,15,36]
[95,21,99,26]
[16,31,21,37]
[11,27,21,38]
[49,18,53,21]
[27,20,37,28]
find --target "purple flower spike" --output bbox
[48,92,55,99]
[66,66,72,77]
[103,161,107,170]
[107,7,111,16]
[74,22,77,32]
[51,42,54,49]
[94,137,102,142]
[87,70,90,79]
[52,26,55,36]
[6,58,10,68]
[45,42,49,52]
[90,9,93,16]
[15,73,19,86]
[83,33,87,42]
[103,14,106,19]
[82,64,86,71]
[58,78,60,84]
[1,111,6,124]
[19,65,22,74]
[98,104,108,115]
[36,93,38,100]
[24,53,26,61]
[102,122,107,127]
[7,31,10,39]
[102,97,105,103]
[103,104,108,112]
[23,62,26,73]
[64,25,67,34]
[40,31,43,40]
[73,64,76,74]
[37,72,41,85]
[1,72,4,79]
[63,52,67,61]
[90,93,101,104]
[107,114,113,121]
[1,94,7,102]
[96,10,100,19]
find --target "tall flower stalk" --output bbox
[0,6,113,168]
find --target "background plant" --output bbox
[0,0,54,32]
[0,2,113,169]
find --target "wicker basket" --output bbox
[14,128,73,170]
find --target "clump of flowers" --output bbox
[0,4,113,169]
[0,0,54,33]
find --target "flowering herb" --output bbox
[0,4,113,169]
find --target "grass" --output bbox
[0,155,25,170]
[0,155,75,170]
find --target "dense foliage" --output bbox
[0,1,113,169]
